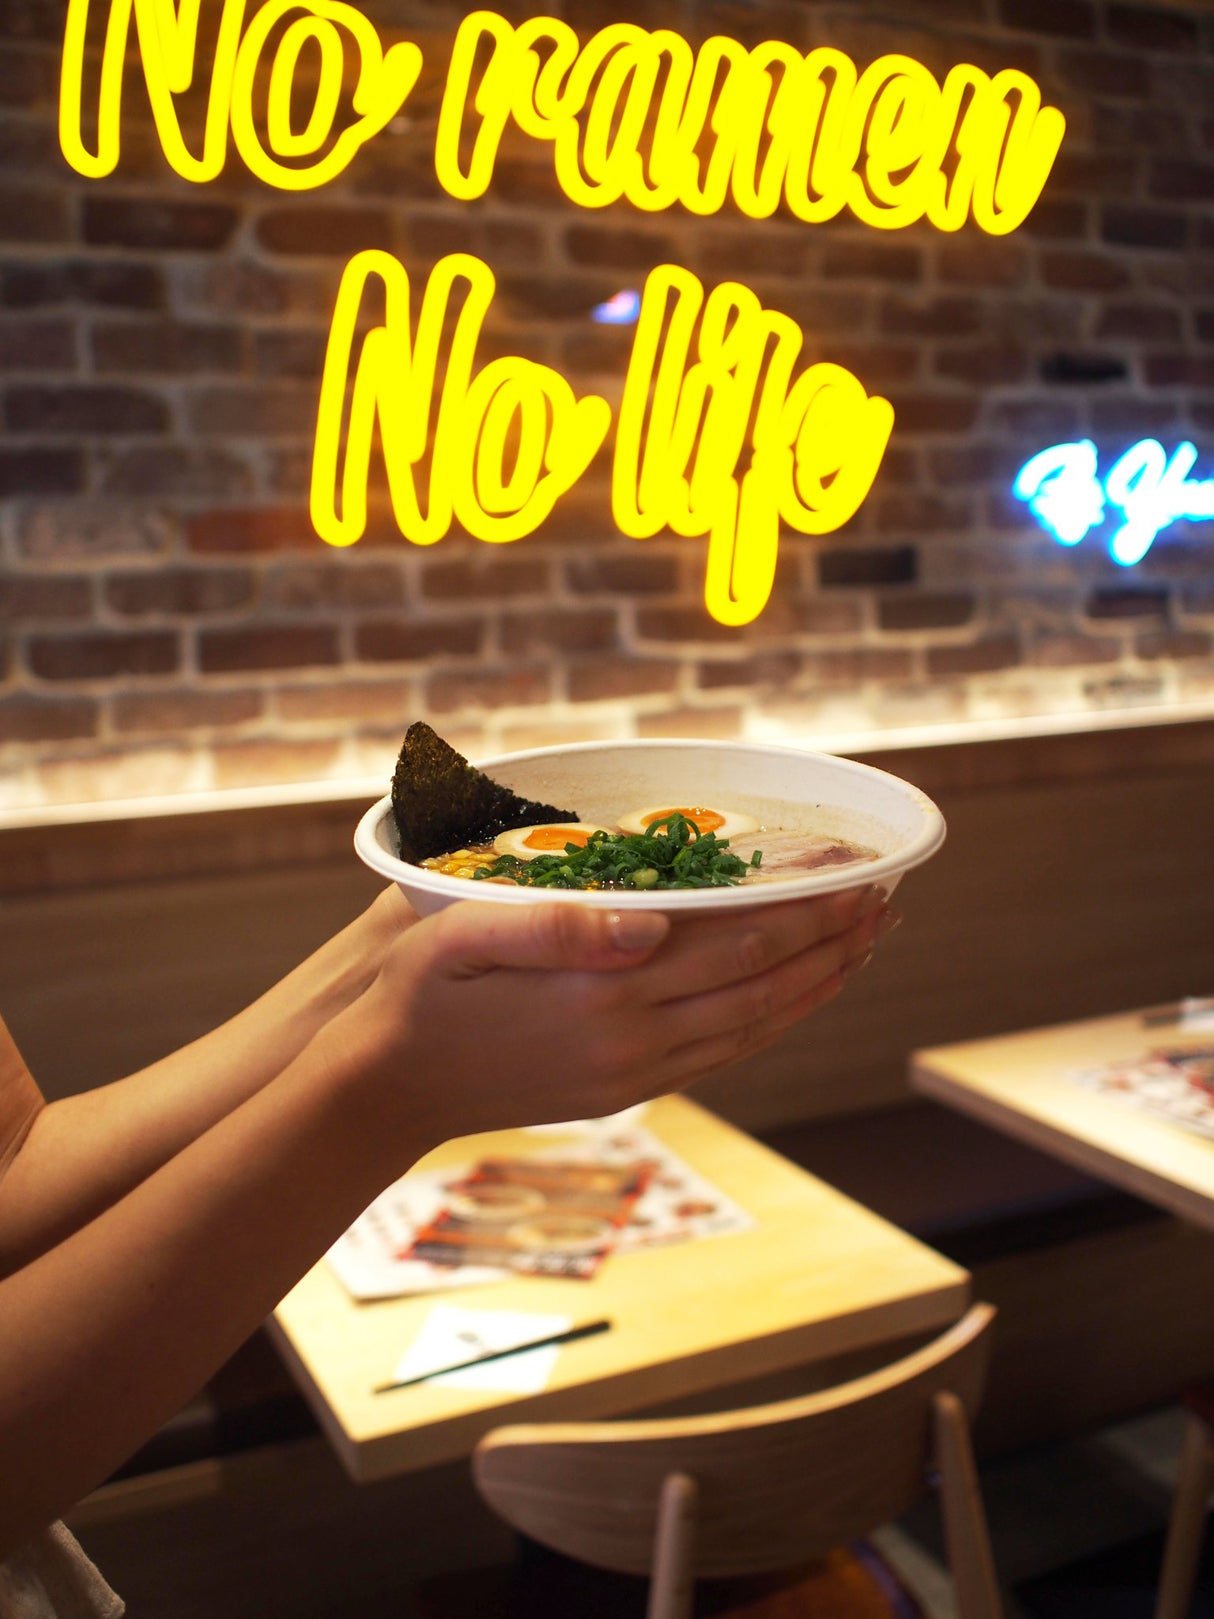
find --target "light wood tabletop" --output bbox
[269,1095,969,1483]
[911,1004,1214,1232]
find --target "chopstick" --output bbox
[374,1318,612,1393]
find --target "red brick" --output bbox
[827,344,919,383]
[635,608,738,643]
[101,447,253,499]
[264,561,405,611]
[0,575,92,620]
[801,649,917,684]
[797,599,866,635]
[188,507,315,554]
[926,636,1021,677]
[186,386,316,438]
[5,385,168,434]
[427,665,552,711]
[883,393,980,433]
[559,328,635,376]
[0,320,76,371]
[1032,634,1121,666]
[422,556,551,601]
[0,694,99,742]
[255,207,393,257]
[637,706,743,739]
[1092,104,1189,155]
[210,738,344,789]
[822,242,924,282]
[935,344,1029,385]
[1040,251,1132,292]
[83,196,237,251]
[1058,48,1151,98]
[501,609,618,655]
[879,296,983,338]
[1102,207,1188,251]
[990,397,1085,436]
[92,320,243,375]
[1096,303,1184,341]
[1150,158,1214,203]
[565,225,676,270]
[355,618,483,662]
[0,42,56,106]
[275,681,413,723]
[194,262,321,319]
[199,625,340,673]
[928,444,1022,484]
[29,630,178,680]
[1136,630,1212,659]
[818,545,918,588]
[17,502,175,560]
[499,275,615,321]
[0,184,68,242]
[567,657,679,701]
[695,652,800,690]
[937,241,1030,287]
[875,494,971,532]
[1144,352,1214,387]
[1087,586,1170,619]
[566,554,681,595]
[253,330,327,380]
[998,0,1095,34]
[1,260,164,310]
[1049,151,1138,198]
[1108,5,1199,51]
[1014,199,1089,241]
[112,688,263,732]
[700,231,810,278]
[105,568,255,617]
[1090,396,1179,434]
[878,592,975,631]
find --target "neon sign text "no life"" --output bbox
[1014,440,1214,565]
[312,255,894,627]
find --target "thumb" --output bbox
[428,899,670,977]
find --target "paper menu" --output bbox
[326,1122,754,1301]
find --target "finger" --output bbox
[654,969,850,1092]
[426,898,671,978]
[637,884,884,1008]
[653,907,879,1054]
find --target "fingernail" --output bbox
[875,906,902,937]
[607,909,667,951]
[847,884,884,919]
[841,950,873,979]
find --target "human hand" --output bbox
[334,885,894,1144]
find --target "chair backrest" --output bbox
[473,1303,996,1581]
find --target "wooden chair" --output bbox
[1154,1381,1214,1619]
[414,1303,1002,1619]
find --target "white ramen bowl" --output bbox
[354,739,945,916]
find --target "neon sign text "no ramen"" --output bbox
[312,255,894,627]
[60,2,1065,231]
[1014,440,1214,565]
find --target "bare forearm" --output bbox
[0,890,412,1271]
[0,1014,423,1558]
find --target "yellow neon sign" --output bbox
[439,15,1064,234]
[60,0,421,189]
[311,255,892,626]
[61,4,1064,231]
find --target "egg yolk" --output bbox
[523,826,594,851]
[643,807,726,835]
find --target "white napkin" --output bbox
[391,1306,573,1393]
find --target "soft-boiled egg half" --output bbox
[493,822,611,860]
[616,805,760,839]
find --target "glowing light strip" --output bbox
[310,254,893,625]
[1014,440,1214,565]
[60,4,1063,229]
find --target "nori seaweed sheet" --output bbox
[390,722,579,863]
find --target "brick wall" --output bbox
[2,0,1213,811]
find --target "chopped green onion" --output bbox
[469,812,759,891]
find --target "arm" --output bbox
[0,885,889,1556]
[0,886,416,1273]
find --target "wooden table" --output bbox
[910,1004,1214,1232]
[270,1095,969,1482]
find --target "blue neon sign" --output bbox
[1014,439,1214,565]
